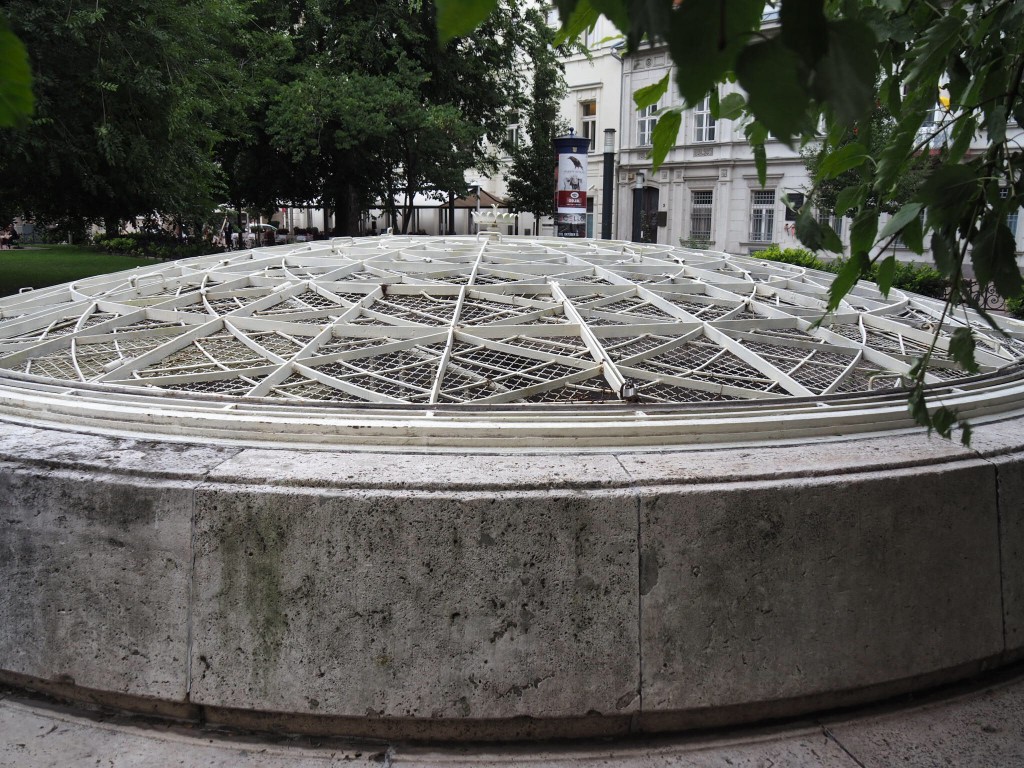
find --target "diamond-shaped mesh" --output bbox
[603,334,675,361]
[1,235,1020,411]
[370,294,458,325]
[458,297,531,325]
[518,377,616,403]
[164,377,257,395]
[628,338,725,373]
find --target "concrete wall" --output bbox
[2,418,1024,739]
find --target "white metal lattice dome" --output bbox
[0,235,1021,448]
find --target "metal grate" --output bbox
[0,235,1019,410]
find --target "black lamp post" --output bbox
[601,129,616,240]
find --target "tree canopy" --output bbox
[0,0,540,235]
[0,0,250,232]
[504,6,569,225]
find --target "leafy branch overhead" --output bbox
[436,0,1024,443]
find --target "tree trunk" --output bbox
[333,182,360,236]
[104,215,120,236]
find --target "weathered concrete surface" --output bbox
[0,466,193,700]
[988,454,1024,654]
[1,414,1023,738]
[639,462,1004,713]
[189,486,639,721]
[205,448,634,491]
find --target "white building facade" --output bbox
[528,16,1024,265]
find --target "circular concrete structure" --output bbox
[2,235,1024,741]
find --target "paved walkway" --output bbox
[2,670,1023,767]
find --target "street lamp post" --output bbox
[601,128,616,240]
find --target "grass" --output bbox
[0,245,149,297]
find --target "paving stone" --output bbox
[824,679,1024,768]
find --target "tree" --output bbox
[801,105,933,218]
[504,6,569,226]
[266,0,537,235]
[0,0,250,233]
[0,13,33,127]
[438,0,1024,443]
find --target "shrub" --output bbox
[102,237,138,254]
[754,247,950,299]
[1006,295,1024,319]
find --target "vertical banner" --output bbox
[553,133,590,238]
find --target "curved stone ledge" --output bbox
[2,414,1024,740]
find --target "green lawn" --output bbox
[0,245,149,297]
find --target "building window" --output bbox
[690,190,713,240]
[694,95,716,142]
[637,104,658,147]
[587,197,595,238]
[750,189,775,242]
[505,118,520,154]
[816,208,843,236]
[580,100,597,151]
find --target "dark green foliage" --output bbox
[268,0,538,234]
[0,13,33,126]
[0,0,247,228]
[753,245,949,299]
[93,232,217,260]
[504,7,569,224]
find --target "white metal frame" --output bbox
[0,235,1021,448]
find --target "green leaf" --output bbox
[820,223,843,254]
[667,0,765,106]
[986,105,1008,145]
[904,10,964,94]
[0,16,34,127]
[947,114,978,164]
[949,327,980,374]
[813,20,878,126]
[850,208,879,257]
[649,109,681,172]
[753,142,767,188]
[918,165,981,217]
[878,202,924,240]
[736,38,809,143]
[931,406,957,439]
[908,382,929,425]
[827,251,870,310]
[716,92,746,120]
[900,211,925,254]
[879,75,902,113]
[876,255,896,296]
[816,142,869,181]
[930,232,958,277]
[833,185,866,218]
[555,0,600,46]
[972,219,1023,298]
[587,0,631,38]
[780,0,828,67]
[795,207,824,250]
[436,0,500,42]
[634,73,669,110]
[960,420,972,447]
